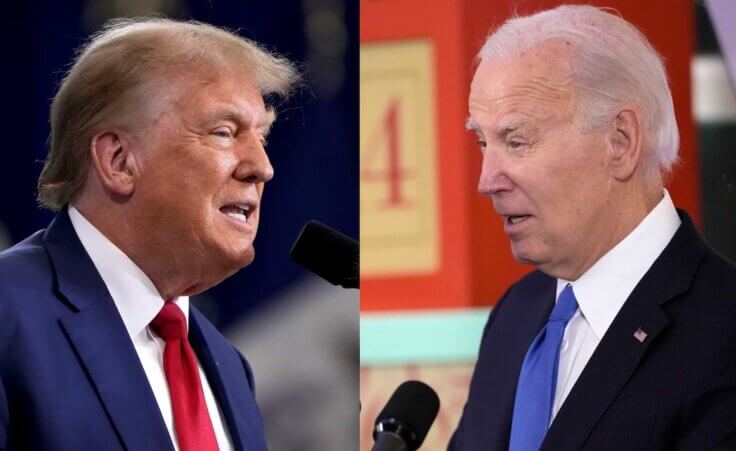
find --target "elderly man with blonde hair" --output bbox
[0,18,297,451]
[452,5,736,451]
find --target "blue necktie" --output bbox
[509,284,579,451]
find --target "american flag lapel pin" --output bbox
[634,327,648,343]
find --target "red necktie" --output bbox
[151,302,219,451]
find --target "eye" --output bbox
[508,140,525,150]
[211,127,234,140]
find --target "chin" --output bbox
[240,248,256,267]
[510,240,529,262]
[223,245,256,269]
[510,241,544,267]
[204,234,255,275]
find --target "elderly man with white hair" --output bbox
[452,5,736,451]
[0,18,297,451]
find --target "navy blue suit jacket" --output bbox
[0,210,267,450]
[450,212,736,450]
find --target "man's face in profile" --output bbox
[468,41,615,278]
[131,68,275,284]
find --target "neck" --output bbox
[557,180,663,281]
[72,200,206,300]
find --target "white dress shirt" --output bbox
[69,206,233,451]
[549,190,681,423]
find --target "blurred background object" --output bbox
[699,0,736,260]
[0,1,358,450]
[359,0,735,449]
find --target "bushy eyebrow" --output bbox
[465,117,530,137]
[465,117,480,132]
[497,121,528,136]
[207,106,277,136]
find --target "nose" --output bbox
[477,146,513,196]
[233,130,274,183]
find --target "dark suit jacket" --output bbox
[449,211,736,450]
[0,210,267,451]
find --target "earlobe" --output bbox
[609,107,643,181]
[89,131,135,197]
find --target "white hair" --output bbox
[478,5,679,175]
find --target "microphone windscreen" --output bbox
[290,220,359,288]
[375,380,440,449]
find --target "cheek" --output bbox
[141,163,223,235]
[516,154,573,213]
[570,145,611,209]
[522,152,588,231]
[553,153,610,237]
[180,154,233,196]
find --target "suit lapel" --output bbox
[542,211,708,450]
[541,284,669,450]
[468,273,556,450]
[59,302,175,451]
[45,210,174,451]
[189,307,267,451]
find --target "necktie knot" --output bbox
[549,284,579,324]
[151,302,187,340]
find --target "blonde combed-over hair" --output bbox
[38,17,299,210]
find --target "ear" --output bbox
[88,131,136,197]
[609,106,644,181]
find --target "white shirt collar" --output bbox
[556,189,681,339]
[68,206,189,340]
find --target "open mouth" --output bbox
[506,215,530,225]
[220,205,252,224]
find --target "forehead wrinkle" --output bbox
[469,43,578,139]
[480,80,575,134]
[483,94,552,134]
[508,76,571,104]
[494,73,572,108]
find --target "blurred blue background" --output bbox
[0,1,358,450]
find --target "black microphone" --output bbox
[290,220,359,289]
[372,381,440,451]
